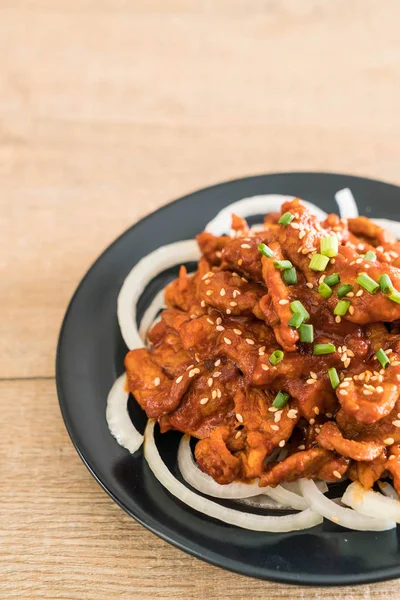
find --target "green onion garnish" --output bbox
[283,267,297,286]
[309,253,330,272]
[376,348,390,369]
[389,290,400,304]
[258,243,274,258]
[269,350,284,365]
[334,300,351,316]
[273,260,293,270]
[356,273,380,294]
[314,343,336,355]
[337,284,353,298]
[299,324,314,343]
[379,274,393,294]
[320,235,339,258]
[318,282,333,299]
[272,391,290,409]
[290,300,310,321]
[278,212,294,226]
[364,251,376,262]
[288,312,304,328]
[324,273,340,287]
[328,367,340,390]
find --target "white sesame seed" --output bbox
[299,230,306,239]
[200,300,206,307]
[233,329,242,335]
[298,445,306,450]
[216,325,225,332]
[392,421,400,428]
[384,438,395,445]
[347,349,355,358]
[217,389,222,398]
[176,375,183,384]
[335,315,342,323]
[339,390,348,396]
[246,338,255,345]
[220,288,226,297]
[306,379,316,385]
[213,371,221,378]
[207,377,213,387]
[226,309,232,315]
[279,440,286,447]
[356,258,363,264]
[392,361,400,366]
[386,349,393,354]
[190,313,197,319]
[230,301,237,307]
[223,337,232,345]
[214,359,221,367]
[346,292,354,298]
[340,381,350,387]
[310,371,317,379]
[189,368,200,378]
[271,425,279,431]
[333,470,342,479]
[204,279,211,285]
[212,390,217,399]
[261,364,269,371]
[216,317,222,325]
[237,259,243,266]
[350,261,356,266]
[279,299,289,305]
[363,390,373,395]
[154,377,161,387]
[258,346,266,354]
[309,418,315,425]
[306,282,314,289]
[319,274,325,284]
[268,406,278,412]
[206,290,213,296]
[344,358,351,368]
[396,375,400,382]
[356,289,364,297]
[376,386,384,393]
[206,318,214,325]
[326,413,333,418]
[199,397,209,405]
[348,306,355,315]
[389,454,396,460]
[314,406,320,415]
[241,244,251,249]
[236,413,244,423]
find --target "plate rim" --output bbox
[56,171,400,587]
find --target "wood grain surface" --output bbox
[2,1,400,598]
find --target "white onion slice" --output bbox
[283,480,328,494]
[205,195,327,236]
[145,421,322,532]
[106,374,144,453]
[373,218,400,240]
[138,288,166,342]
[378,480,399,500]
[236,495,291,510]
[118,240,200,350]
[299,479,395,531]
[335,188,359,219]
[342,481,400,524]
[262,485,310,511]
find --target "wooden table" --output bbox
[2,1,400,597]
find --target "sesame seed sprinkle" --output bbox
[279,440,286,447]
[279,299,289,305]
[224,337,232,345]
[333,470,342,479]
[392,420,400,428]
[154,377,161,386]
[271,425,279,431]
[384,438,395,445]
[199,398,209,405]
[220,288,226,296]
[176,375,183,384]
[261,364,269,371]
[298,444,306,450]
[233,329,242,335]
[246,338,255,345]
[216,325,225,331]
[236,413,244,423]
[207,377,213,387]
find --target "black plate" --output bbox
[57,172,400,586]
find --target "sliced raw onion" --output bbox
[145,421,322,532]
[235,495,291,511]
[299,479,395,531]
[106,374,144,453]
[283,480,328,494]
[118,240,200,350]
[262,485,309,511]
[373,218,400,240]
[205,195,328,236]
[378,480,399,500]
[335,188,359,219]
[138,288,166,342]
[342,481,400,524]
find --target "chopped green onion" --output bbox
[278,212,294,226]
[318,282,333,299]
[379,274,393,294]
[320,235,339,258]
[309,253,330,271]
[288,312,304,328]
[272,391,290,409]
[334,300,351,316]
[283,267,297,286]
[376,348,390,369]
[356,273,379,294]
[337,284,353,298]
[314,343,336,355]
[389,290,400,304]
[364,251,376,262]
[258,243,274,258]
[269,350,284,366]
[273,260,293,270]
[290,300,310,321]
[299,324,314,343]
[328,367,340,390]
[324,273,341,287]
